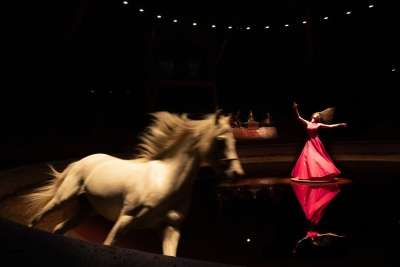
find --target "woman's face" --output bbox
[311,113,320,122]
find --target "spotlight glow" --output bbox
[346,11,352,15]
[246,238,251,243]
[173,19,178,23]
[265,25,270,29]
[369,4,374,8]
[122,1,128,5]
[323,16,329,20]
[228,26,233,29]
[211,24,216,28]
[156,15,162,19]
[246,26,251,30]
[193,22,197,26]
[139,9,144,13]
[302,20,307,24]
[284,24,289,27]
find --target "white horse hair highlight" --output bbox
[136,112,225,160]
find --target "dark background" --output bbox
[2,0,399,167]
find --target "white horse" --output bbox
[25,111,244,256]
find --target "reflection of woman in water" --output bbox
[292,102,347,181]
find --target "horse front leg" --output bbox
[162,203,189,256]
[162,225,181,257]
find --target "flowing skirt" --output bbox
[291,137,340,180]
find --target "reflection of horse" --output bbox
[25,111,244,256]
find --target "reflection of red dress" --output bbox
[291,184,340,225]
[291,122,340,180]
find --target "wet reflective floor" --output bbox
[0,157,399,266]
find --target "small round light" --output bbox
[173,19,178,23]
[346,11,352,15]
[122,1,128,5]
[392,68,396,72]
[193,22,197,26]
[302,20,307,24]
[156,15,162,19]
[138,8,144,13]
[323,16,329,20]
[265,25,270,29]
[284,24,289,27]
[246,238,251,243]
[211,24,216,28]
[246,26,251,30]
[228,26,233,29]
[369,4,374,8]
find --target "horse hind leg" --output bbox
[103,206,150,246]
[53,197,93,235]
[29,176,83,228]
[103,214,135,246]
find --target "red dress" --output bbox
[291,122,340,180]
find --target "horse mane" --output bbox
[136,112,219,160]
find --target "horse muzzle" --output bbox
[224,159,245,179]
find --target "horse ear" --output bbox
[215,109,223,125]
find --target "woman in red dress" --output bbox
[291,102,347,181]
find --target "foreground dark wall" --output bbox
[0,218,241,267]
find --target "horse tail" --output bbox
[23,163,74,217]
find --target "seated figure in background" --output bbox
[247,110,259,129]
[230,110,242,128]
[261,112,273,127]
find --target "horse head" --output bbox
[204,109,245,179]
